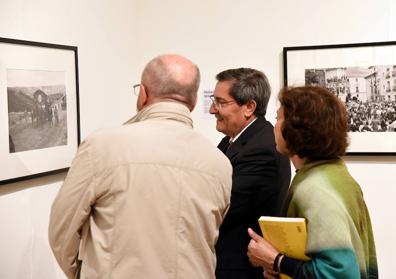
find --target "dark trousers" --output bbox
[216,268,264,279]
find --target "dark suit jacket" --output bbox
[215,117,291,278]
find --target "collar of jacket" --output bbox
[225,116,266,157]
[124,101,193,128]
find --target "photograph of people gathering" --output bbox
[305,65,396,132]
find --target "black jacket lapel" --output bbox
[224,117,267,159]
[218,136,231,153]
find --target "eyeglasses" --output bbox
[209,95,236,109]
[133,84,141,96]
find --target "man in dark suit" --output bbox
[209,68,291,279]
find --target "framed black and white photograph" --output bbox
[0,37,80,185]
[283,41,396,155]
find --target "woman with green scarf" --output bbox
[247,86,378,279]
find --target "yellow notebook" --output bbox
[258,216,310,279]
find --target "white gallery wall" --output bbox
[0,0,395,278]
[0,0,139,278]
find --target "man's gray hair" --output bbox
[142,55,200,109]
[216,68,271,117]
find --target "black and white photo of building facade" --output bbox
[7,69,68,153]
[305,65,396,132]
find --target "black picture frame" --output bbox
[0,37,80,185]
[283,41,396,156]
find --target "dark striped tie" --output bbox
[226,140,233,152]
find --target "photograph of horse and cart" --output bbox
[7,69,68,153]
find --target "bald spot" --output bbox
[141,54,200,110]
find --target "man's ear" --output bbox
[189,96,198,112]
[137,84,149,111]
[244,100,257,118]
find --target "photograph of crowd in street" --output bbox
[7,69,68,153]
[305,65,396,132]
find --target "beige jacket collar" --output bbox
[125,101,193,128]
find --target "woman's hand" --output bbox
[247,228,279,271]
[264,269,280,279]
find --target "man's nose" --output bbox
[209,103,218,114]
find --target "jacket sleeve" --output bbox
[221,146,279,228]
[48,140,96,279]
[280,249,360,279]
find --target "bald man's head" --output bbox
[141,54,200,111]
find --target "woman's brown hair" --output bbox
[279,86,349,161]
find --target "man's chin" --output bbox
[216,122,226,134]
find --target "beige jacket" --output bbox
[49,102,232,279]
